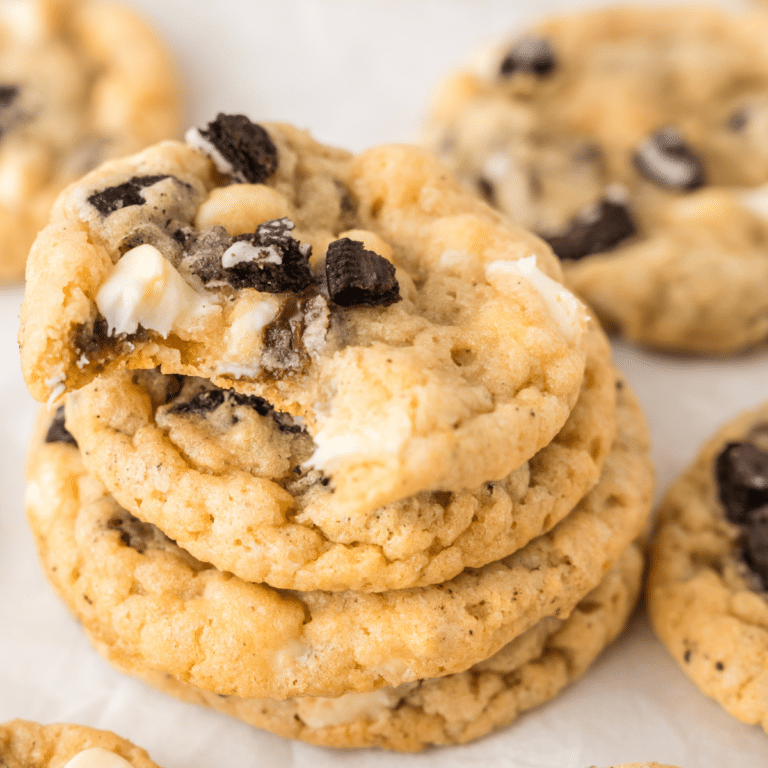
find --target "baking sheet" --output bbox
[2,0,768,766]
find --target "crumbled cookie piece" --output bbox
[544,195,635,261]
[188,113,278,183]
[44,405,77,446]
[325,237,400,307]
[87,175,171,216]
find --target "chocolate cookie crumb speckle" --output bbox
[633,128,705,191]
[197,113,278,184]
[87,175,171,216]
[45,406,77,446]
[543,198,636,261]
[325,237,401,307]
[499,36,556,77]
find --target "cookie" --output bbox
[20,117,590,515]
[100,541,643,751]
[63,320,616,592]
[648,399,768,731]
[0,719,160,768]
[0,0,182,282]
[423,6,768,353]
[26,373,651,700]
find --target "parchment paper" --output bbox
[2,1,768,766]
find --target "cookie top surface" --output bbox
[648,399,768,731]
[114,541,643,751]
[63,320,616,592]
[0,720,160,768]
[0,0,182,282]
[20,117,590,512]
[423,6,768,353]
[28,372,651,699]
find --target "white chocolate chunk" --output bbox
[96,244,209,337]
[307,405,412,471]
[0,1,49,44]
[63,747,134,768]
[185,126,233,175]
[296,684,415,729]
[221,240,282,268]
[485,255,587,344]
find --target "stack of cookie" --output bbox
[20,115,653,750]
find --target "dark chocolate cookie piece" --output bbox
[543,197,636,261]
[87,175,171,216]
[325,237,401,307]
[634,128,705,191]
[196,113,278,184]
[45,405,77,446]
[185,219,314,293]
[499,36,556,77]
[716,441,768,525]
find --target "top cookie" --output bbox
[0,719,160,768]
[423,6,768,353]
[20,116,589,512]
[0,0,182,282]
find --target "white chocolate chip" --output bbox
[296,683,416,729]
[62,747,134,768]
[185,126,233,175]
[96,244,210,337]
[0,1,49,44]
[221,240,282,269]
[485,255,587,344]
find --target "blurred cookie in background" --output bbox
[0,0,183,281]
[423,6,768,353]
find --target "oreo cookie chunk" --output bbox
[87,175,172,216]
[543,193,636,261]
[499,36,556,78]
[325,238,400,307]
[184,218,314,293]
[649,401,768,732]
[633,128,705,192]
[716,439,768,586]
[186,113,278,183]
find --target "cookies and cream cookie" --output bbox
[62,321,616,592]
[648,399,768,731]
[103,541,643,751]
[0,719,160,768]
[27,373,651,700]
[0,0,182,281]
[423,7,768,353]
[20,116,590,514]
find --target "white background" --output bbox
[2,0,768,766]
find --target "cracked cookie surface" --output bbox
[104,541,642,751]
[0,0,182,281]
[648,399,768,732]
[63,321,615,592]
[0,719,160,768]
[423,6,768,353]
[21,118,589,514]
[26,373,651,700]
